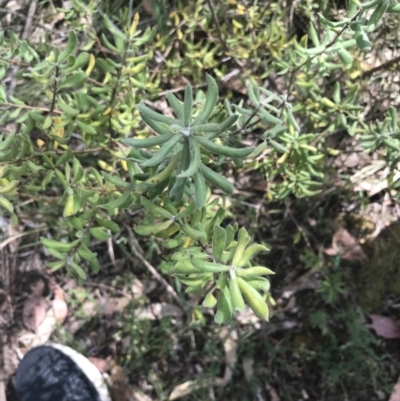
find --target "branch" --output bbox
[287,10,362,94]
[361,55,400,78]
[125,225,184,308]
[3,147,104,165]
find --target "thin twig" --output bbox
[84,281,131,297]
[150,43,174,81]
[205,0,246,72]
[49,66,60,116]
[124,225,183,307]
[285,201,313,250]
[0,56,29,67]
[287,10,362,95]
[9,0,38,95]
[206,0,229,52]
[0,227,47,251]
[157,83,206,97]
[1,101,62,114]
[361,54,400,78]
[22,0,38,39]
[0,8,53,32]
[0,380,6,401]
[3,146,104,165]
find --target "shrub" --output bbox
[1,0,400,325]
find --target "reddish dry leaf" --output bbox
[168,380,206,400]
[52,286,68,324]
[22,279,48,332]
[389,375,400,401]
[223,77,247,94]
[266,384,280,401]
[323,224,367,262]
[366,314,400,339]
[22,295,47,332]
[88,357,110,373]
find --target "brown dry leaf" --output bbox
[366,314,400,339]
[236,306,262,327]
[109,363,132,401]
[350,162,400,197]
[216,327,238,386]
[0,380,5,401]
[168,380,209,400]
[242,358,254,382]
[5,223,24,253]
[389,375,400,401]
[266,384,280,401]
[52,286,68,323]
[131,278,144,299]
[324,224,367,262]
[134,303,183,320]
[221,69,247,94]
[168,328,238,399]
[130,389,152,401]
[353,179,390,197]
[22,295,47,332]
[251,180,269,192]
[35,311,56,345]
[142,0,154,15]
[102,297,131,318]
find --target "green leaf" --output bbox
[368,0,390,27]
[76,120,97,135]
[103,14,127,41]
[59,72,88,90]
[141,196,173,219]
[269,139,289,153]
[308,23,320,47]
[0,195,13,213]
[193,74,218,126]
[64,52,90,73]
[247,83,260,107]
[137,103,178,126]
[212,225,226,263]
[214,284,233,324]
[0,133,16,150]
[337,47,353,64]
[196,136,254,158]
[166,92,184,124]
[183,84,193,127]
[77,243,97,261]
[98,219,120,232]
[41,237,80,252]
[141,135,182,167]
[102,172,132,189]
[71,262,87,279]
[99,192,132,210]
[200,163,234,194]
[203,289,217,308]
[58,31,77,63]
[194,170,207,209]
[191,123,220,134]
[47,260,66,272]
[178,136,201,178]
[58,98,80,116]
[355,28,372,51]
[90,226,111,241]
[123,134,174,148]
